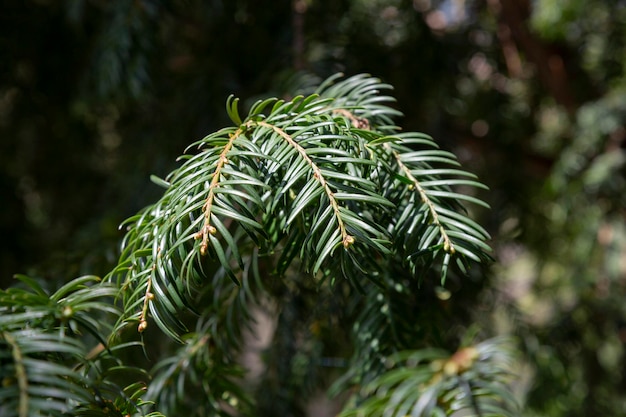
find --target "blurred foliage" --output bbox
[1,0,626,416]
[0,275,163,417]
[339,338,519,417]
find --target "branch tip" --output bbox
[343,235,355,248]
[138,320,148,333]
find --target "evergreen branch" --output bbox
[339,338,519,417]
[145,321,253,416]
[109,126,270,337]
[375,132,492,282]
[0,276,151,417]
[194,126,245,256]
[108,73,491,344]
[386,142,456,255]
[251,120,355,249]
[2,73,507,417]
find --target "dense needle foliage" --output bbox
[0,74,517,417]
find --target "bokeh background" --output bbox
[1,0,625,415]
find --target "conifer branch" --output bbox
[194,127,245,255]
[0,73,507,417]
[386,143,456,254]
[251,120,355,248]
